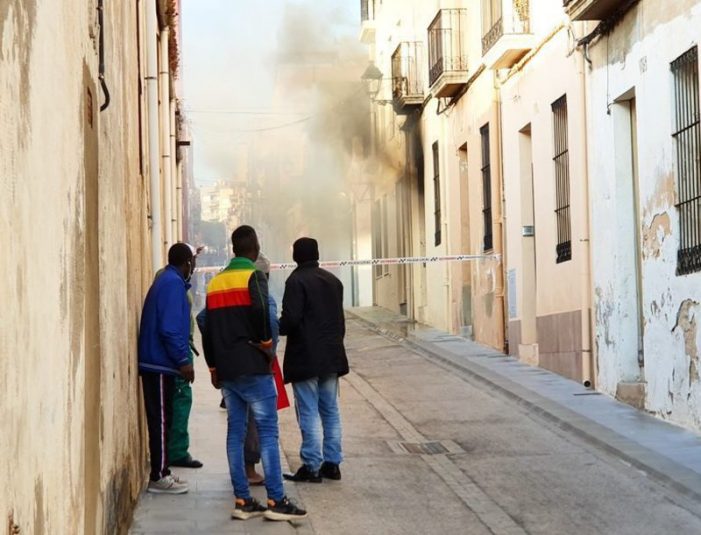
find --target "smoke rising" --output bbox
[182,0,370,304]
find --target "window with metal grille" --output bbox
[433,142,442,246]
[552,95,571,263]
[481,125,493,251]
[672,46,701,275]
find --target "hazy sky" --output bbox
[181,0,361,184]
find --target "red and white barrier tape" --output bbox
[197,253,500,274]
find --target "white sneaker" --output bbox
[147,474,189,494]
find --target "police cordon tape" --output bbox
[197,253,501,274]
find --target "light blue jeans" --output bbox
[221,375,284,500]
[292,374,343,471]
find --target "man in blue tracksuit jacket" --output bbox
[138,243,195,494]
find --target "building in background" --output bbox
[360,0,507,351]
[0,1,188,532]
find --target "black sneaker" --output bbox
[283,465,322,483]
[319,461,341,480]
[264,496,308,521]
[231,497,266,520]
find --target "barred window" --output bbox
[433,142,442,246]
[552,95,571,263]
[672,46,701,275]
[481,124,493,251]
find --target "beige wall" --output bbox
[500,10,592,382]
[0,1,174,532]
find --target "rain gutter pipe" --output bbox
[146,0,163,271]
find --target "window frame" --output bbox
[552,94,572,264]
[432,141,442,246]
[671,45,701,276]
[481,124,494,252]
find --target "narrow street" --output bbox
[131,310,701,535]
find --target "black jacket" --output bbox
[202,257,272,381]
[279,261,349,383]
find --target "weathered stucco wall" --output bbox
[588,0,701,428]
[0,1,148,533]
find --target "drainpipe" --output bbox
[160,27,173,251]
[494,72,509,354]
[579,47,595,388]
[170,98,178,241]
[146,0,163,271]
[176,158,183,242]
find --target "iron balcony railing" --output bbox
[482,0,531,56]
[428,9,468,88]
[361,0,376,22]
[392,42,425,102]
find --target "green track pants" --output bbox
[167,355,193,462]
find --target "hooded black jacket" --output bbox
[279,261,349,383]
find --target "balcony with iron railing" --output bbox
[563,0,622,20]
[481,0,535,69]
[359,0,376,44]
[428,9,469,99]
[392,42,425,110]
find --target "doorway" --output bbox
[458,144,473,338]
[519,125,537,348]
[613,93,645,379]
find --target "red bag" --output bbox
[272,356,290,410]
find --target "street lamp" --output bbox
[361,62,393,105]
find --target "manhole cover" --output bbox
[386,440,464,455]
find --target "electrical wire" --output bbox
[185,85,366,134]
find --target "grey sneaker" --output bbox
[231,497,267,520]
[147,474,189,494]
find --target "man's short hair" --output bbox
[231,225,258,257]
[168,242,193,267]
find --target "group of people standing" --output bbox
[137,225,349,522]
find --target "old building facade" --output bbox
[360,0,506,351]
[575,0,701,426]
[361,0,701,431]
[0,1,187,532]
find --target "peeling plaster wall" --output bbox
[0,1,149,533]
[587,0,701,429]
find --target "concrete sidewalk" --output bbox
[129,352,311,535]
[349,306,701,501]
[130,307,701,534]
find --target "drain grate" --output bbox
[387,440,464,455]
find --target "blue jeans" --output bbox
[221,375,284,500]
[293,374,343,471]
